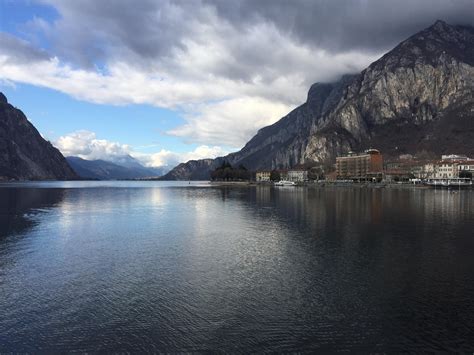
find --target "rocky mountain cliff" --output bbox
[0,93,77,180]
[161,20,474,180]
[160,159,215,180]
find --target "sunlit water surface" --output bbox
[0,181,473,352]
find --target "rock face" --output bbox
[162,20,474,180]
[160,159,215,180]
[0,93,77,180]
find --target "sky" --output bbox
[1,0,473,170]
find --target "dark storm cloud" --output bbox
[42,0,204,68]
[206,0,474,53]
[36,0,474,79]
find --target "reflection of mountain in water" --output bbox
[0,188,65,238]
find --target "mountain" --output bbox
[161,20,474,180]
[0,93,77,181]
[106,154,151,170]
[67,156,166,180]
[95,154,168,177]
[159,159,215,180]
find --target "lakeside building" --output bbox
[256,171,271,182]
[384,159,437,181]
[287,168,308,182]
[256,168,309,182]
[441,154,469,161]
[434,161,459,179]
[336,149,383,181]
[458,160,474,174]
[257,153,472,184]
[416,162,437,179]
[433,159,474,179]
[383,154,474,181]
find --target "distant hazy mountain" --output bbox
[161,20,474,180]
[0,93,77,181]
[66,156,167,180]
[106,154,148,169]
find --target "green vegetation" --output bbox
[459,170,473,179]
[210,161,251,181]
[270,170,280,181]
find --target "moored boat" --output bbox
[424,178,473,189]
[274,180,296,186]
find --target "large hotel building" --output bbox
[336,149,383,181]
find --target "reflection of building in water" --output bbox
[255,185,271,205]
[336,149,383,181]
[422,189,469,224]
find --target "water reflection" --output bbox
[0,188,65,238]
[0,183,473,352]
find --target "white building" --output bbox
[421,162,436,179]
[434,161,458,179]
[256,171,271,182]
[434,160,474,179]
[412,162,436,179]
[433,156,473,179]
[458,161,474,174]
[287,169,308,182]
[441,154,469,161]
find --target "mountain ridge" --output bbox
[67,156,166,180]
[0,93,77,181]
[161,20,474,180]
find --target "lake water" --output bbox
[0,181,473,352]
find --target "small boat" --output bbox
[274,180,296,186]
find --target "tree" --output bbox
[308,166,324,181]
[210,162,251,181]
[459,170,473,179]
[270,170,280,181]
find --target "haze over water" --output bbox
[0,182,473,352]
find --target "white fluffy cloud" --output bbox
[140,145,229,168]
[55,130,228,168]
[55,130,131,160]
[170,97,293,146]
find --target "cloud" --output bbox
[142,145,229,168]
[55,130,132,159]
[0,26,378,147]
[38,0,474,67]
[0,32,50,64]
[169,97,293,147]
[2,0,474,150]
[55,130,229,168]
[207,0,474,53]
